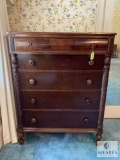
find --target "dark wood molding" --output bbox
[11,54,22,128]
[8,35,15,53]
[23,127,98,133]
[108,37,115,54]
[97,53,111,144]
[98,54,111,131]
[11,53,24,144]
[17,128,24,145]
[11,51,108,55]
[6,32,117,38]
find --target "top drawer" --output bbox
[14,37,108,52]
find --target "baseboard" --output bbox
[104,106,120,118]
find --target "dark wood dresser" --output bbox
[7,32,116,145]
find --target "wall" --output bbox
[112,0,120,57]
[7,0,98,32]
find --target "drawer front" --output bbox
[15,37,108,52]
[19,72,103,90]
[21,91,101,110]
[18,54,105,70]
[22,111,99,128]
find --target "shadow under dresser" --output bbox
[6,32,116,145]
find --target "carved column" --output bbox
[97,55,111,143]
[11,54,24,144]
[96,36,115,144]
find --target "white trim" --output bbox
[103,0,115,32]
[96,0,106,32]
[104,106,120,118]
[96,0,115,32]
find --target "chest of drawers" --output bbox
[7,32,116,145]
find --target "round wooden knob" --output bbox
[28,42,32,46]
[85,98,91,105]
[31,98,36,104]
[91,43,96,49]
[31,118,37,123]
[29,79,35,85]
[84,117,89,124]
[88,60,94,66]
[28,59,35,65]
[87,79,93,85]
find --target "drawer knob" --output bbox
[88,60,94,66]
[85,98,91,105]
[91,43,96,49]
[84,117,89,124]
[87,79,93,85]
[29,79,35,85]
[31,118,37,123]
[28,59,35,65]
[31,98,36,104]
[28,42,32,46]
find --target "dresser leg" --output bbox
[17,128,24,145]
[96,129,102,146]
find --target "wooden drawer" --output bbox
[15,37,108,52]
[21,91,101,110]
[19,71,103,90]
[22,111,99,128]
[17,54,105,70]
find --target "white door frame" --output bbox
[96,0,115,32]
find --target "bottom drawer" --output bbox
[22,111,99,128]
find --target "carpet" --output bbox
[106,58,120,106]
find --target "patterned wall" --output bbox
[112,0,120,57]
[7,0,98,32]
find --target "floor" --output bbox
[0,58,120,160]
[106,58,120,106]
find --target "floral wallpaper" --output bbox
[7,0,98,32]
[112,0,120,57]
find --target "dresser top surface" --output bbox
[6,32,116,38]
